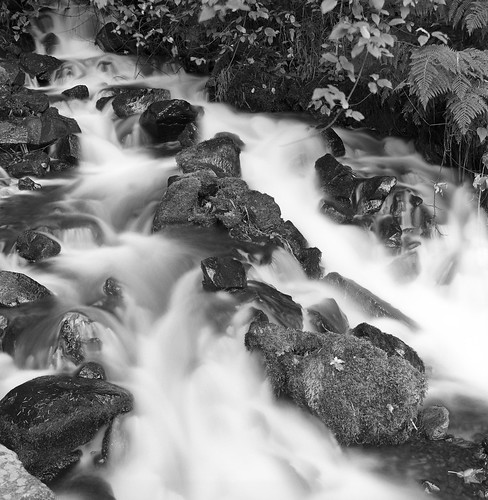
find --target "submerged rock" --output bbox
[18,177,41,191]
[0,445,55,500]
[0,374,133,481]
[245,320,426,445]
[308,297,349,334]
[0,271,52,307]
[112,88,171,117]
[420,406,450,441]
[75,362,106,381]
[16,229,61,261]
[201,256,247,291]
[320,128,345,158]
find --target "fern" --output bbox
[449,0,488,36]
[447,84,488,136]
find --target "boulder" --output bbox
[0,445,55,500]
[320,127,345,157]
[376,215,403,249]
[95,22,136,54]
[103,277,123,298]
[26,107,81,146]
[324,272,418,329]
[18,177,41,191]
[16,229,61,261]
[19,53,62,85]
[420,406,449,441]
[61,85,89,100]
[0,59,25,86]
[0,271,52,307]
[357,175,397,216]
[201,256,246,291]
[51,133,81,166]
[53,474,116,500]
[1,314,47,356]
[112,88,171,117]
[0,374,133,481]
[7,150,50,178]
[75,362,106,381]
[176,135,241,177]
[0,87,50,118]
[0,119,28,145]
[139,99,199,144]
[245,320,426,445]
[308,297,349,334]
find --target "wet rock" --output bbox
[0,445,55,500]
[139,99,199,144]
[53,474,116,500]
[1,314,47,356]
[0,271,52,307]
[176,136,241,177]
[103,277,123,298]
[51,133,81,166]
[308,297,349,334]
[0,59,25,86]
[7,150,50,178]
[420,406,450,440]
[18,177,41,191]
[19,53,62,85]
[0,87,49,118]
[389,250,420,282]
[26,107,81,146]
[376,214,403,249]
[96,96,113,111]
[0,314,8,349]
[357,176,397,216]
[324,271,418,329]
[0,119,28,144]
[95,22,136,54]
[245,320,426,445]
[42,33,60,55]
[350,322,424,372]
[201,256,246,291]
[62,85,89,100]
[16,229,61,262]
[320,128,345,157]
[75,362,106,381]
[112,88,171,117]
[0,374,133,481]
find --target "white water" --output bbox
[1,4,488,499]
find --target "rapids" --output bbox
[1,3,488,499]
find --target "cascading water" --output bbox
[1,3,488,500]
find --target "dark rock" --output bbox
[17,33,36,53]
[245,320,426,445]
[0,445,55,500]
[139,99,199,144]
[16,229,61,262]
[112,88,171,117]
[1,314,47,356]
[351,322,424,372]
[8,150,50,178]
[176,136,241,177]
[51,133,81,165]
[357,175,397,216]
[320,128,345,157]
[214,131,245,149]
[0,119,28,144]
[0,271,52,307]
[0,60,25,86]
[324,271,418,329]
[95,22,136,54]
[26,107,81,146]
[18,177,41,191]
[0,87,49,118]
[0,314,8,349]
[42,33,60,55]
[420,406,450,440]
[62,85,89,100]
[75,362,106,381]
[103,277,123,298]
[376,215,403,249]
[0,374,133,481]
[201,256,246,291]
[96,96,113,111]
[53,474,116,500]
[19,53,62,85]
[308,298,349,334]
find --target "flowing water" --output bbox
[1,4,488,500]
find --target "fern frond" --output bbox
[457,49,488,79]
[465,2,488,35]
[449,0,471,27]
[447,84,488,136]
[451,75,471,100]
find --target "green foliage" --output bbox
[449,0,488,36]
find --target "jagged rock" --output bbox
[103,277,123,298]
[420,406,450,441]
[139,99,199,144]
[0,87,49,119]
[51,133,81,166]
[0,271,52,307]
[7,150,50,178]
[376,214,402,249]
[308,297,349,334]
[245,320,426,445]
[0,60,25,86]
[61,85,89,100]
[112,88,171,117]
[95,22,136,54]
[324,271,418,329]
[0,314,8,349]
[19,53,62,85]
[0,445,55,500]
[320,128,345,157]
[176,135,241,177]
[201,256,246,291]
[357,176,397,216]
[26,107,81,146]
[350,322,424,372]
[75,362,106,380]
[96,95,113,111]
[42,33,60,55]
[18,177,41,190]
[16,229,61,262]
[0,374,133,481]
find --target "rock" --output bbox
[103,277,123,298]
[308,297,349,334]
[18,177,41,191]
[1,314,47,356]
[0,271,52,307]
[42,33,60,55]
[201,256,246,291]
[51,133,81,166]
[96,96,113,111]
[350,322,424,372]
[0,119,28,144]
[19,53,62,85]
[176,136,241,177]
[75,362,106,380]
[245,320,426,445]
[95,22,136,54]
[376,214,403,249]
[420,406,450,440]
[0,87,49,119]
[62,85,89,100]
[357,175,397,216]
[7,150,50,178]
[112,88,171,117]
[16,229,61,261]
[389,250,420,282]
[0,314,8,349]
[0,445,55,500]
[53,474,116,500]
[0,60,25,86]
[0,374,133,481]
[139,99,199,144]
[26,107,81,146]
[324,271,418,329]
[320,127,345,157]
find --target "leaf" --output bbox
[321,0,338,14]
[377,78,393,88]
[351,43,365,58]
[369,0,384,10]
[330,22,351,40]
[329,356,345,370]
[322,52,338,63]
[359,25,370,39]
[198,5,216,22]
[368,82,378,93]
[477,127,488,143]
[389,18,405,26]
[448,468,486,484]
[418,34,430,46]
[432,31,449,44]
[371,13,380,25]
[264,27,276,37]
